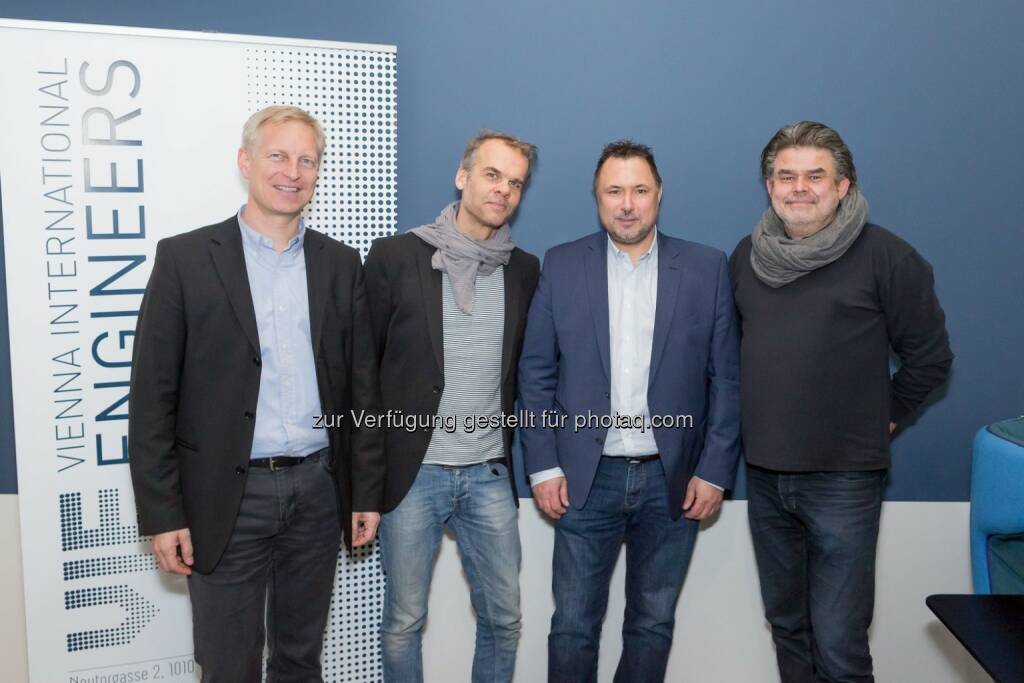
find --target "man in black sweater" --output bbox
[730,121,952,683]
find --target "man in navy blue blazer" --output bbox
[518,140,741,682]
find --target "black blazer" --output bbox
[363,232,540,511]
[128,216,383,573]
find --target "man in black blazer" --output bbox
[128,106,383,682]
[363,131,539,682]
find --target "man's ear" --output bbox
[455,165,468,192]
[238,147,251,180]
[837,176,851,200]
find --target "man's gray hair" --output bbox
[460,130,538,177]
[761,121,857,187]
[241,105,326,160]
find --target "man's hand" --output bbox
[890,422,897,434]
[682,477,724,521]
[352,512,381,547]
[533,477,569,519]
[152,528,194,575]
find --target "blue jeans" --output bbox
[549,457,699,683]
[379,462,521,683]
[746,465,885,683]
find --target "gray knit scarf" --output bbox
[410,201,514,314]
[750,187,869,288]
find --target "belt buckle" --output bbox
[267,456,280,472]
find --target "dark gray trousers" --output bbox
[188,451,341,683]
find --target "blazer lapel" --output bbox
[500,253,522,385]
[584,234,611,382]
[209,218,260,353]
[304,229,330,349]
[416,242,445,374]
[649,234,682,381]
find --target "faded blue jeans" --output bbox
[379,461,522,683]
[549,457,699,683]
[747,465,886,683]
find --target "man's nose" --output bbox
[793,175,809,192]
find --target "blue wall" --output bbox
[1,1,1021,499]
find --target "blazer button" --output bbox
[432,385,440,394]
[253,356,261,366]
[244,411,255,420]
[594,436,603,444]
[235,465,246,475]
[604,392,610,398]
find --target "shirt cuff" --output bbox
[529,466,565,489]
[695,475,724,492]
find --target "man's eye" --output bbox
[637,188,647,194]
[269,153,285,160]
[485,171,498,179]
[509,181,523,190]
[301,158,318,169]
[809,175,822,182]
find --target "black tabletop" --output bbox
[926,594,1024,683]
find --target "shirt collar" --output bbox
[237,205,305,255]
[607,227,659,264]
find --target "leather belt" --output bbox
[249,448,328,471]
[619,454,660,464]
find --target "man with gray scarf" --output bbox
[363,131,540,682]
[730,121,952,682]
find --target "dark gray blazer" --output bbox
[128,216,383,573]
[363,232,540,511]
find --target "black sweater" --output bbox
[729,224,953,471]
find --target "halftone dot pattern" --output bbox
[63,553,159,581]
[322,541,385,682]
[60,489,142,551]
[65,586,159,652]
[245,46,398,258]
[246,44,395,681]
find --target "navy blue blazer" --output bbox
[518,231,741,518]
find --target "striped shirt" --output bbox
[422,267,506,465]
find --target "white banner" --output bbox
[0,19,396,682]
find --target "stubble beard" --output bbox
[606,220,655,246]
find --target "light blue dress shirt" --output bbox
[603,233,660,456]
[238,208,329,460]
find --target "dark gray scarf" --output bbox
[410,201,514,314]
[750,187,869,288]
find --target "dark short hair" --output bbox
[593,140,662,194]
[761,121,857,187]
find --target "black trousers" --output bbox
[188,451,341,683]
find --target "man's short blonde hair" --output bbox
[241,105,326,159]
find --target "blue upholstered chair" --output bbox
[970,419,1024,594]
